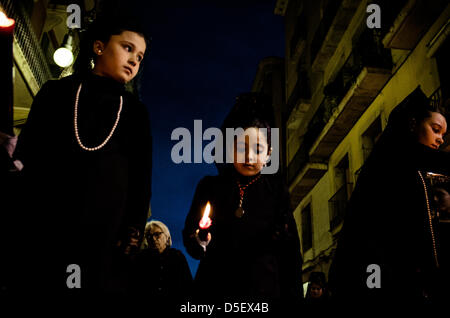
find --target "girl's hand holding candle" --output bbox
[196,202,212,251]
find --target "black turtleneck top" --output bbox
[14,73,152,289]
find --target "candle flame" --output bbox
[199,201,212,229]
[0,11,15,28]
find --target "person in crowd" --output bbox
[183,93,303,309]
[432,179,450,300]
[305,271,330,304]
[433,182,450,216]
[12,14,152,292]
[328,86,449,302]
[131,220,193,301]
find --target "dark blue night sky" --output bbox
[129,0,285,276]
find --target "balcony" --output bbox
[290,17,307,61]
[289,162,327,210]
[2,0,53,94]
[309,29,392,160]
[382,0,448,49]
[287,107,329,208]
[311,0,360,72]
[286,68,311,119]
[288,99,328,179]
[429,86,442,109]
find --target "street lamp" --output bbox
[53,32,74,68]
[0,10,14,28]
[0,10,15,135]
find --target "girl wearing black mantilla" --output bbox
[183,94,303,306]
[328,86,449,303]
[13,16,152,291]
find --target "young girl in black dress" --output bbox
[329,86,449,302]
[183,93,303,305]
[13,15,152,292]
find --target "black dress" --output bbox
[131,247,193,300]
[183,170,303,303]
[329,136,450,302]
[1,140,20,292]
[13,73,152,291]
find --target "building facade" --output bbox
[275,0,449,282]
[0,0,98,135]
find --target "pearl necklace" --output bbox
[74,83,123,151]
[418,171,439,268]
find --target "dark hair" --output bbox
[73,14,150,79]
[306,271,329,300]
[309,271,327,286]
[221,93,274,150]
[215,93,275,175]
[387,86,446,140]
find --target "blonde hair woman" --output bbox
[131,220,193,300]
[143,220,172,252]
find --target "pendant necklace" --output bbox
[74,83,123,151]
[235,174,261,218]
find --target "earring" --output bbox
[264,156,271,167]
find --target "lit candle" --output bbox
[198,201,212,241]
[0,10,15,135]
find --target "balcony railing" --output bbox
[287,69,311,118]
[290,18,307,59]
[311,0,360,72]
[287,25,393,203]
[429,86,442,109]
[1,0,53,89]
[382,0,447,50]
[310,0,343,65]
[324,28,392,103]
[287,103,326,185]
[321,28,392,124]
[329,183,352,231]
[306,27,392,160]
[373,0,408,39]
[288,142,309,185]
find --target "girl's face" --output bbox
[93,30,146,83]
[414,112,447,149]
[233,127,271,176]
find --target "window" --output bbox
[362,116,382,161]
[434,38,450,150]
[436,38,450,105]
[301,203,313,252]
[335,155,351,193]
[329,155,352,230]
